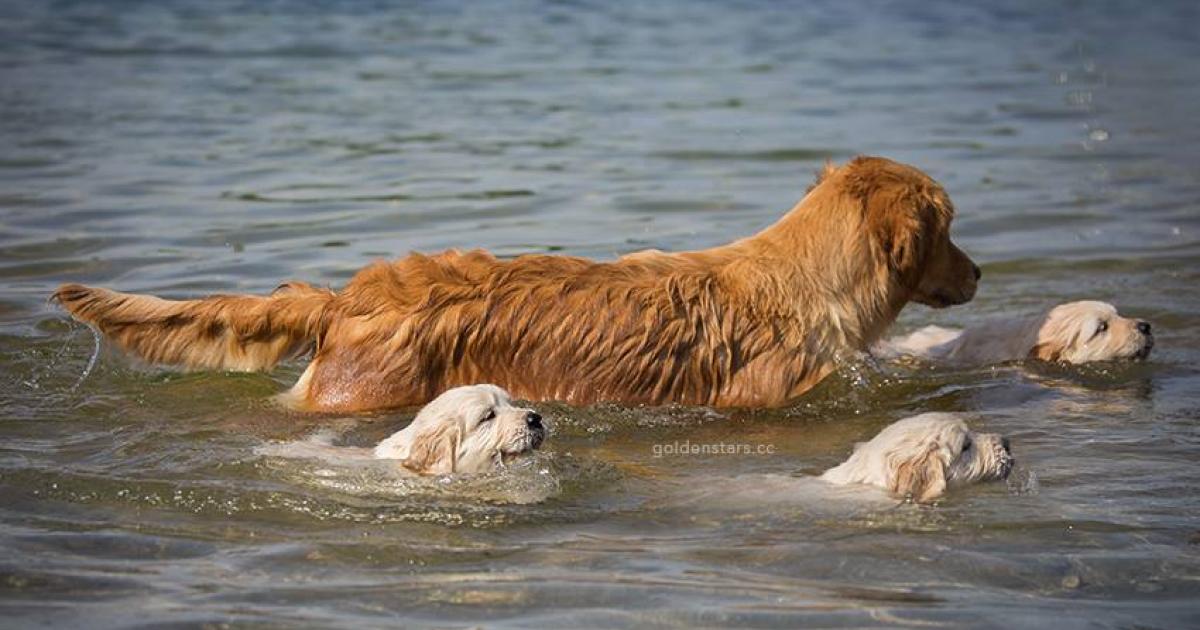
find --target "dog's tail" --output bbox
[51,281,335,372]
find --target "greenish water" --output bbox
[2,1,1199,627]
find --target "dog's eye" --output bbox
[481,409,496,422]
[961,437,972,451]
[1092,321,1108,338]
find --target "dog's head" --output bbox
[374,384,545,474]
[822,412,1012,503]
[818,157,979,308]
[1029,301,1153,363]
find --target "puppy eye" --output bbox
[962,438,972,451]
[1090,320,1108,340]
[480,409,496,422]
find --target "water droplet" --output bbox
[1065,90,1092,106]
[1088,128,1109,142]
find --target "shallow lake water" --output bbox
[2,1,1199,627]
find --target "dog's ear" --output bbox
[835,157,958,289]
[869,185,951,280]
[400,422,462,475]
[1028,341,1062,362]
[1029,314,1079,362]
[889,443,948,503]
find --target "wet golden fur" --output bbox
[53,156,978,412]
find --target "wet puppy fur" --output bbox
[54,156,979,412]
[821,413,1013,503]
[374,384,545,474]
[258,384,545,475]
[876,300,1154,365]
[662,413,1013,510]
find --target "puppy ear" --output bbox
[400,422,462,475]
[889,444,948,503]
[1028,342,1062,362]
[1029,307,1089,363]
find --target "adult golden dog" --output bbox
[53,156,978,412]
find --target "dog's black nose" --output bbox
[1001,437,1011,453]
[526,411,542,429]
[1137,321,1152,335]
[972,264,982,281]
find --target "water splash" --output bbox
[19,320,101,407]
[843,351,885,389]
[20,323,76,392]
[68,325,102,392]
[256,441,585,506]
[1006,465,1040,496]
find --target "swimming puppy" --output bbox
[820,413,1013,503]
[259,385,546,474]
[53,156,978,412]
[663,413,1012,510]
[375,384,546,474]
[875,301,1153,365]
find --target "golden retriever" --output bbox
[661,413,1012,510]
[53,156,978,412]
[374,384,545,474]
[820,412,1012,503]
[875,300,1153,365]
[257,384,546,475]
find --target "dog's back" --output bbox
[294,248,759,411]
[876,317,1044,364]
[873,325,963,360]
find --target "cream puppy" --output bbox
[259,384,545,475]
[820,413,1013,503]
[662,413,1013,511]
[374,384,545,474]
[875,301,1153,364]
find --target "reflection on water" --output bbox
[2,0,1199,627]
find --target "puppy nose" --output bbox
[1001,437,1011,454]
[526,411,542,429]
[972,264,982,281]
[1137,321,1152,335]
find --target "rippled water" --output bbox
[2,1,1199,627]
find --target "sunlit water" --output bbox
[2,1,1199,627]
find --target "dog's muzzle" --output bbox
[526,411,545,449]
[1135,335,1154,360]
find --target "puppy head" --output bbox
[822,413,1012,503]
[1029,301,1153,364]
[374,384,545,474]
[825,157,979,308]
